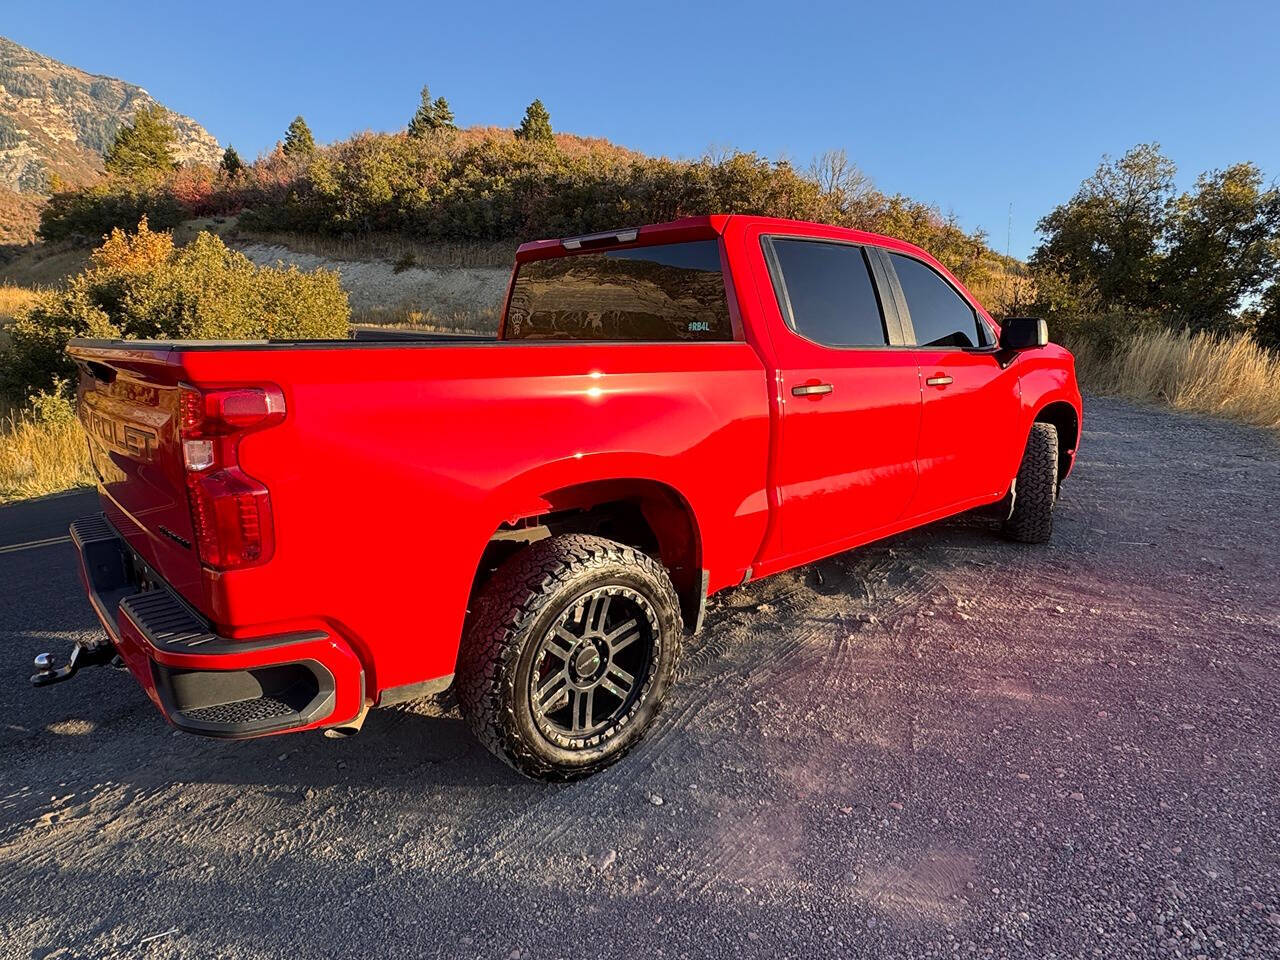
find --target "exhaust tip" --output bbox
[322,725,360,739]
[321,703,369,739]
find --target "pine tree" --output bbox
[220,145,245,178]
[408,86,456,137]
[283,116,316,158]
[431,96,455,130]
[515,99,553,143]
[103,105,178,179]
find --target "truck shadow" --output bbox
[3,506,1082,802]
[3,472,1139,813]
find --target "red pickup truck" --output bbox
[42,215,1081,780]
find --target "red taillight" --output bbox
[182,386,284,435]
[179,385,285,571]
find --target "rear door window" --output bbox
[887,252,987,348]
[505,240,732,341]
[767,239,888,347]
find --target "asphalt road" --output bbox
[1,396,1278,959]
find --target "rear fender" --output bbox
[482,454,707,615]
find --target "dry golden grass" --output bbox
[0,406,94,504]
[0,283,42,354]
[1072,328,1280,430]
[0,283,40,319]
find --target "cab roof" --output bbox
[515,215,936,265]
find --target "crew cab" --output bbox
[43,215,1081,780]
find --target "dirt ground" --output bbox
[1,395,1278,959]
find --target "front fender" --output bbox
[1016,345,1083,477]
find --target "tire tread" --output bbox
[456,534,682,781]
[1003,422,1059,544]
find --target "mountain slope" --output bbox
[0,35,220,195]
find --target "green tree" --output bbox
[1158,163,1280,333]
[408,85,456,137]
[1031,143,1176,311]
[283,116,316,158]
[515,99,553,143]
[103,105,177,180]
[1254,282,1280,351]
[220,145,245,178]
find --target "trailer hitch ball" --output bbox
[30,642,116,687]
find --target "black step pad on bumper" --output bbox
[121,591,219,648]
[73,514,340,738]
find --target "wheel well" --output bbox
[1034,401,1079,481]
[471,480,704,631]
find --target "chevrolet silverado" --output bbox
[37,215,1082,780]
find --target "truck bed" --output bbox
[68,336,772,695]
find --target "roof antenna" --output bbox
[1005,203,1014,313]
[1006,202,1013,262]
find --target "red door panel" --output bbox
[744,232,923,560]
[775,349,922,556]
[912,348,1021,513]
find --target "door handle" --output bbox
[791,382,833,397]
[925,375,953,386]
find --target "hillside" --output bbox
[0,40,1018,315]
[0,35,220,241]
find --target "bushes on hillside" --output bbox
[39,179,186,242]
[37,126,999,289]
[39,146,305,243]
[2,219,349,400]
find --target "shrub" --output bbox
[2,219,350,400]
[1248,282,1279,352]
[39,180,185,242]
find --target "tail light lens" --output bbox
[179,385,285,570]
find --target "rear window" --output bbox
[505,240,732,341]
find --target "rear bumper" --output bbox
[71,515,365,738]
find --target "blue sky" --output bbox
[8,0,1278,257]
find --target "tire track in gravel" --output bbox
[458,589,835,880]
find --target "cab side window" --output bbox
[888,252,987,348]
[767,239,889,347]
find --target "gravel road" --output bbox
[1,396,1278,959]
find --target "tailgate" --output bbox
[71,344,205,603]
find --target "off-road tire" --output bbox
[456,534,683,781]
[1003,422,1059,544]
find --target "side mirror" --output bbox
[1000,317,1048,351]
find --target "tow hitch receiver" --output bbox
[31,642,117,687]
